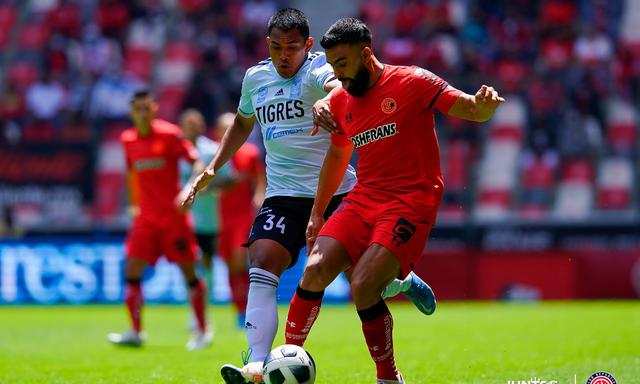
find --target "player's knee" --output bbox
[300,257,335,289]
[350,273,385,307]
[249,248,289,276]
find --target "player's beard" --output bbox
[341,64,370,97]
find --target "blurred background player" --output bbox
[284,18,503,383]
[179,108,235,333]
[216,112,266,329]
[182,9,436,384]
[107,90,212,351]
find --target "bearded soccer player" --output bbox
[107,90,210,350]
[182,10,436,383]
[284,18,504,383]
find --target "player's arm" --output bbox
[446,85,505,122]
[181,114,255,208]
[306,141,353,254]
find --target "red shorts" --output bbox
[218,218,252,262]
[126,215,198,265]
[319,193,435,277]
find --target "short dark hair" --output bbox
[320,18,371,50]
[131,89,153,103]
[267,8,310,40]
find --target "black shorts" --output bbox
[196,233,218,258]
[243,193,347,268]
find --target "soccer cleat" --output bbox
[220,362,264,383]
[186,328,213,351]
[107,329,144,347]
[403,272,437,316]
[376,372,405,383]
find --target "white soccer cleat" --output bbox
[221,361,264,383]
[186,328,213,351]
[107,329,144,347]
[376,372,405,383]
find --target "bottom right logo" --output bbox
[586,371,617,384]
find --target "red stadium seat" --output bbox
[96,1,130,37]
[165,41,200,63]
[561,159,594,183]
[478,189,511,207]
[497,60,528,93]
[47,3,81,38]
[157,87,187,122]
[0,4,17,29]
[179,0,212,15]
[607,123,637,154]
[522,158,554,189]
[596,158,633,210]
[7,61,39,90]
[123,47,154,81]
[18,23,51,51]
[444,140,470,190]
[597,189,631,210]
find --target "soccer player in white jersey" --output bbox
[182,8,436,384]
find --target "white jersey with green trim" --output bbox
[238,52,356,199]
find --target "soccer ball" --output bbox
[262,344,316,384]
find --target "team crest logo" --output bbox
[586,371,617,384]
[256,86,268,104]
[381,97,397,114]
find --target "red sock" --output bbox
[229,272,249,315]
[285,286,324,346]
[358,300,398,381]
[125,282,143,333]
[189,279,207,333]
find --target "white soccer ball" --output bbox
[262,344,316,384]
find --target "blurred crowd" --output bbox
[0,0,638,231]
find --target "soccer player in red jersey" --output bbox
[284,18,504,383]
[216,112,266,329]
[107,90,211,350]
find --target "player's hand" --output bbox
[180,169,216,209]
[305,213,325,255]
[474,85,505,109]
[311,99,342,136]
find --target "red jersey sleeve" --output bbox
[411,66,462,113]
[170,132,198,163]
[329,90,352,147]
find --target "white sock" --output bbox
[381,272,413,299]
[245,267,280,362]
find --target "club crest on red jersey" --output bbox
[381,97,397,114]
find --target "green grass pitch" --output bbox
[0,302,638,383]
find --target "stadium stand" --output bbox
[0,0,637,231]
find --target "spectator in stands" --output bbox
[25,70,67,127]
[89,66,142,120]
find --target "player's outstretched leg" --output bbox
[381,271,436,316]
[285,236,351,346]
